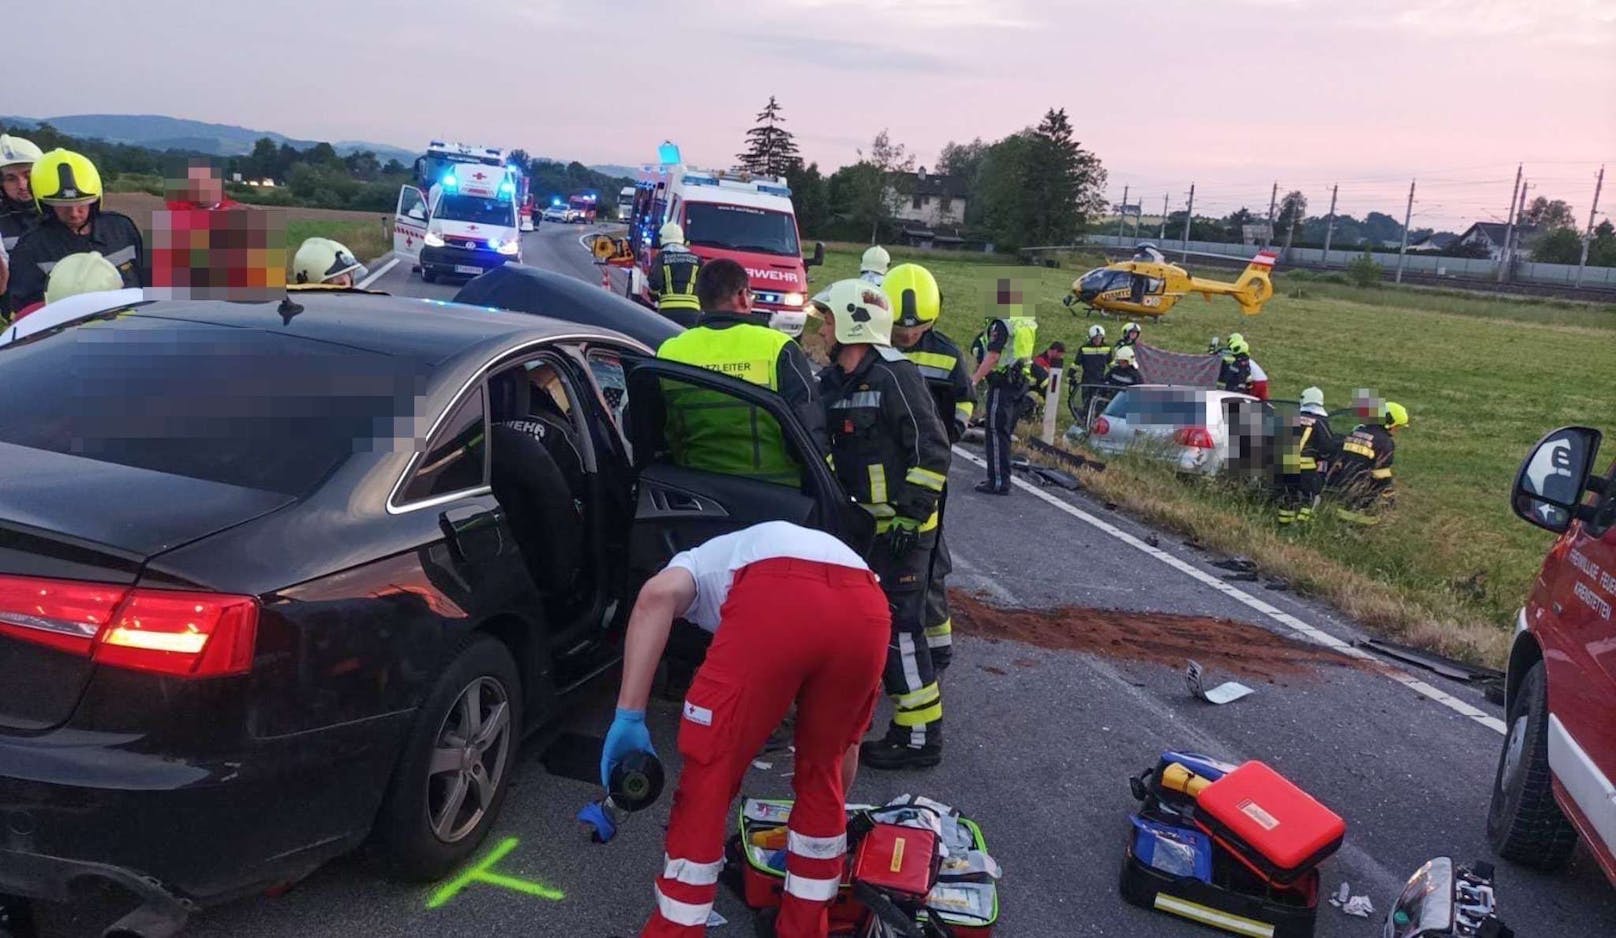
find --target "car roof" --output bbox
[452,264,680,349]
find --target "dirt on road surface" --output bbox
[951,589,1361,683]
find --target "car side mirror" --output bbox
[806,241,825,268]
[1512,426,1602,534]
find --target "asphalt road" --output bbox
[39,224,1616,937]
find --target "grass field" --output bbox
[810,243,1616,663]
[102,192,393,270]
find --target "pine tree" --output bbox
[736,96,803,177]
[1021,108,1107,245]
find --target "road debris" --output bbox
[1327,881,1375,917]
[1186,660,1255,705]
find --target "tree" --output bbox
[1275,191,1308,238]
[973,132,1035,251]
[1532,228,1584,264]
[342,150,381,181]
[1346,247,1383,287]
[856,129,915,242]
[736,96,803,177]
[783,162,829,239]
[245,137,280,180]
[1521,196,1577,231]
[1018,108,1107,246]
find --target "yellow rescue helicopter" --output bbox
[1064,243,1277,319]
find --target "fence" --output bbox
[1077,234,1616,290]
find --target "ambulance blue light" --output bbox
[499,181,515,195]
[658,141,682,165]
[442,173,458,188]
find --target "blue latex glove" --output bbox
[600,708,655,790]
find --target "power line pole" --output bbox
[1281,192,1299,261]
[1181,184,1195,262]
[1395,179,1415,284]
[1116,184,1129,244]
[1504,179,1532,284]
[1497,163,1522,283]
[1159,192,1169,241]
[1321,183,1339,266]
[1576,165,1605,289]
[1264,182,1278,249]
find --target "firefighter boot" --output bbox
[859,722,943,771]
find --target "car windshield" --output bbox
[0,317,429,496]
[1104,389,1207,425]
[437,194,515,226]
[684,202,801,256]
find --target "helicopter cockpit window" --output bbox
[1080,269,1134,294]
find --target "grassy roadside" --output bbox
[807,243,1615,665]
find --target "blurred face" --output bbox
[53,203,92,231]
[1,165,30,202]
[188,166,223,205]
[892,324,927,348]
[815,308,836,347]
[325,271,355,288]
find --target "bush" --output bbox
[1346,248,1383,287]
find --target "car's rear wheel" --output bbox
[1486,661,1578,868]
[376,635,522,881]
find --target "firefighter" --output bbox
[815,279,951,770]
[886,263,972,675]
[7,150,144,310]
[1116,321,1142,350]
[1105,345,1144,389]
[603,521,891,938]
[1073,324,1111,423]
[289,237,368,288]
[0,134,43,313]
[1330,401,1408,526]
[648,221,701,327]
[1278,387,1339,525]
[657,258,826,483]
[1219,334,1253,394]
[859,244,890,286]
[968,278,1037,495]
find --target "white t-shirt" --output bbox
[665,521,869,632]
[1248,358,1268,382]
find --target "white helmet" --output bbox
[1300,386,1326,411]
[44,252,123,304]
[0,134,42,170]
[292,237,366,285]
[1112,345,1136,365]
[1123,321,1140,335]
[860,245,890,275]
[1087,324,1106,341]
[659,221,686,247]
[811,279,892,346]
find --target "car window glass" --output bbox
[401,386,486,503]
[586,348,629,426]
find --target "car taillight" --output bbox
[1175,426,1216,449]
[0,574,258,678]
[1093,417,1111,436]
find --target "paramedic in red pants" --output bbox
[602,520,892,938]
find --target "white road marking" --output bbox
[358,254,399,289]
[952,446,1508,735]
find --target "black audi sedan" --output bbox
[0,287,866,934]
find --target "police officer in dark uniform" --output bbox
[8,150,144,309]
[969,279,1036,495]
[647,220,701,327]
[815,279,952,770]
[0,134,44,317]
[886,263,973,675]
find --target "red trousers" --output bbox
[643,558,891,938]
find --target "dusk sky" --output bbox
[11,0,1614,230]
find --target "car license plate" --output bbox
[455,265,483,275]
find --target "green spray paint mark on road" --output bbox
[426,837,566,909]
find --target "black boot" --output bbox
[974,480,1009,495]
[859,724,943,770]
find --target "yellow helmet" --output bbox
[0,134,43,170]
[811,279,892,346]
[44,252,123,304]
[1227,334,1250,356]
[32,149,103,206]
[884,263,940,327]
[860,245,890,275]
[292,237,366,285]
[1382,401,1409,429]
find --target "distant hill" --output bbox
[0,114,418,165]
[589,164,640,180]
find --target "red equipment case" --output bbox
[1193,761,1346,886]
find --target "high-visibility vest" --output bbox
[989,316,1037,376]
[656,323,800,484]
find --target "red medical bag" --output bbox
[850,823,942,902]
[1193,761,1345,885]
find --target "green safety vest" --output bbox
[656,323,801,485]
[990,315,1038,376]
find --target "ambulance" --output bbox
[394,158,524,283]
[625,161,823,335]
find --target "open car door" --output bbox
[393,184,428,264]
[622,357,872,583]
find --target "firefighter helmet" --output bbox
[1123,321,1140,336]
[659,221,685,246]
[1088,324,1106,341]
[292,237,366,285]
[1227,333,1249,356]
[860,244,890,275]
[43,252,123,304]
[812,279,892,346]
[32,149,103,205]
[1112,345,1136,365]
[884,263,940,327]
[0,134,42,170]
[1300,386,1326,409]
[1383,401,1409,429]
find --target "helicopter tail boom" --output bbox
[1188,251,1276,315]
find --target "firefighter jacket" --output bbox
[900,328,975,443]
[1332,423,1396,499]
[0,196,40,253]
[1076,342,1112,391]
[1219,356,1252,394]
[820,345,951,532]
[648,246,701,316]
[657,313,826,484]
[1105,363,1144,389]
[1297,412,1339,473]
[7,210,144,309]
